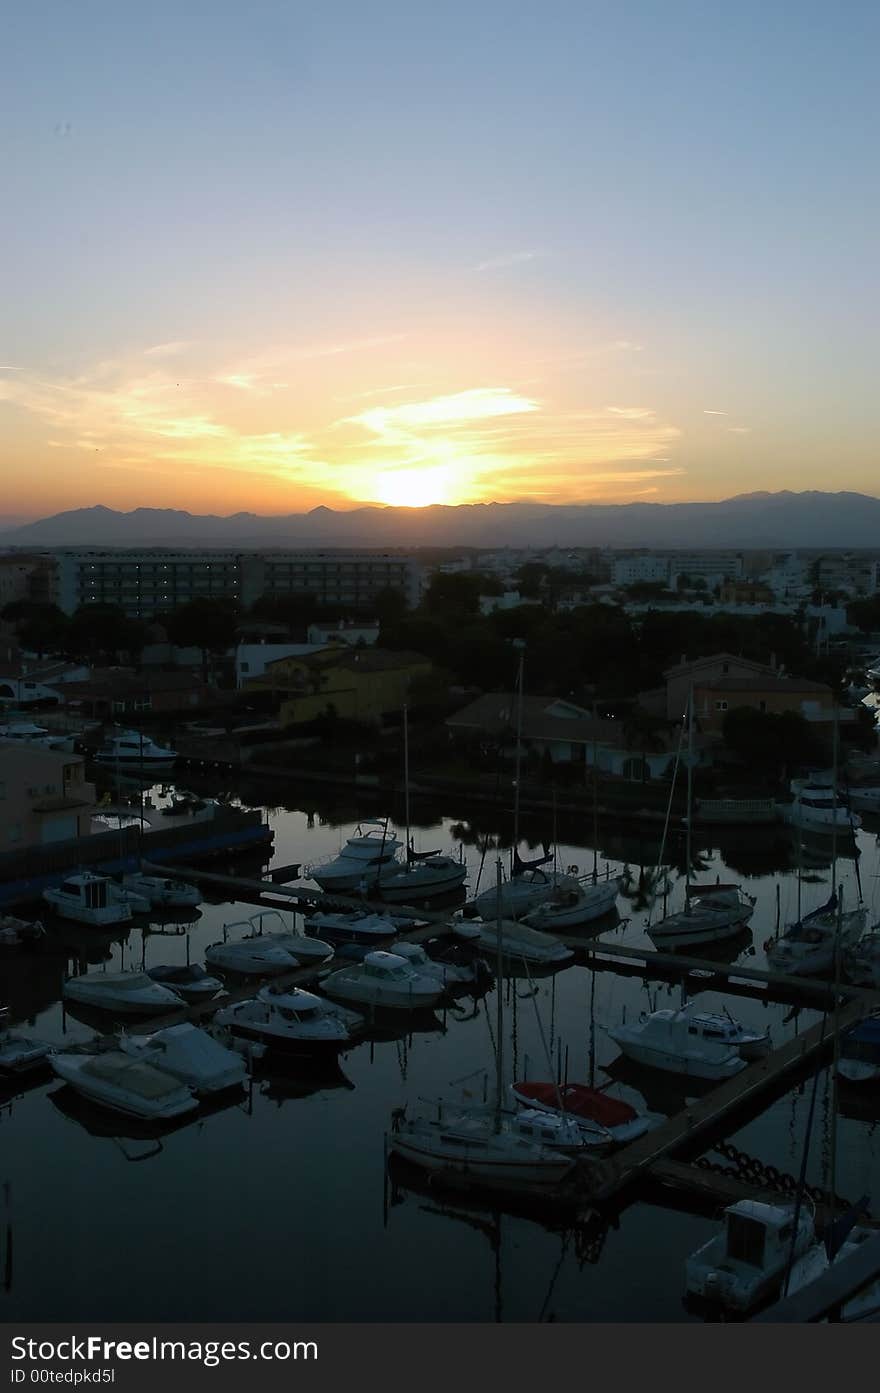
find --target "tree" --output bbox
[160,598,240,680]
[1,601,70,658]
[847,594,880,634]
[722,706,824,778]
[66,605,147,663]
[423,571,501,618]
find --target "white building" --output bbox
[612,555,670,587]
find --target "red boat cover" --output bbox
[513,1081,637,1126]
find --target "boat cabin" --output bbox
[58,874,110,909]
[723,1201,807,1272]
[362,951,412,980]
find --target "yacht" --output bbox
[306,909,401,944]
[376,851,468,902]
[471,864,561,921]
[215,986,363,1055]
[145,963,223,1003]
[837,1013,880,1084]
[0,914,45,949]
[387,1104,575,1188]
[647,883,756,950]
[685,1200,820,1313]
[321,949,445,1010]
[121,873,201,908]
[510,1080,653,1148]
[461,917,574,967]
[608,1002,769,1079]
[234,912,334,965]
[390,940,492,989]
[42,872,133,927]
[767,893,867,976]
[204,937,300,976]
[118,1023,247,1094]
[93,729,178,771]
[778,776,861,833]
[50,1049,197,1120]
[0,1010,52,1074]
[63,970,183,1017]
[523,874,622,931]
[307,819,404,892]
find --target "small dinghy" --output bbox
[121,873,201,908]
[0,1009,52,1074]
[510,1081,653,1147]
[0,914,46,949]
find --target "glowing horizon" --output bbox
[2,3,878,520]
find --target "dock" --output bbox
[585,994,872,1202]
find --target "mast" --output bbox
[831,704,839,900]
[403,704,411,863]
[511,641,526,877]
[591,738,599,884]
[494,856,504,1134]
[684,687,694,911]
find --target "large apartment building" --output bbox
[55,551,421,617]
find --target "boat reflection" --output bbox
[601,1053,721,1118]
[253,1054,355,1106]
[48,1078,246,1145]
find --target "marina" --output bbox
[1,768,879,1320]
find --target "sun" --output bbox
[371,464,460,508]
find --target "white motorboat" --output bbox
[523,874,622,931]
[119,1023,247,1094]
[107,881,151,915]
[779,776,861,833]
[121,873,201,908]
[770,1223,880,1320]
[321,949,445,1010]
[63,970,183,1017]
[767,893,867,976]
[42,872,133,927]
[608,1001,769,1079]
[390,940,492,989]
[844,932,880,988]
[235,910,334,965]
[685,1200,820,1312]
[647,883,756,950]
[387,1104,575,1188]
[204,937,300,976]
[146,964,224,1003]
[0,1010,52,1074]
[510,1080,653,1148]
[377,852,468,902]
[0,720,74,751]
[50,1049,197,1120]
[837,1013,880,1084]
[215,986,363,1054]
[0,914,46,949]
[461,916,573,966]
[93,729,178,770]
[307,819,404,892]
[306,910,401,943]
[472,864,561,921]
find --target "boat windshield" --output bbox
[726,1213,767,1268]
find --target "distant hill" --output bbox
[2,491,880,550]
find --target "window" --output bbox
[722,663,729,674]
[759,700,767,712]
[715,700,728,711]
[240,662,249,672]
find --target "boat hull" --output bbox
[608,1030,746,1080]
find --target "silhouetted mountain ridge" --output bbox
[2,492,879,549]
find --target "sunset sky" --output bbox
[2,1,878,519]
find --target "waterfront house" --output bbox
[0,742,96,849]
[692,674,836,733]
[253,647,432,727]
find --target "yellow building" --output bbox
[0,742,96,851]
[254,647,432,727]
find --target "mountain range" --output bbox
[2,492,880,551]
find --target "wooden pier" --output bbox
[585,995,872,1202]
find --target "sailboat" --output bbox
[386,860,578,1191]
[470,644,576,923]
[524,754,622,930]
[647,691,756,950]
[374,707,468,902]
[768,707,867,976]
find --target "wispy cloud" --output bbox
[728,426,752,434]
[703,408,728,416]
[143,341,193,358]
[473,250,543,273]
[608,339,644,353]
[606,405,656,420]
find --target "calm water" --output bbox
[2,775,880,1322]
